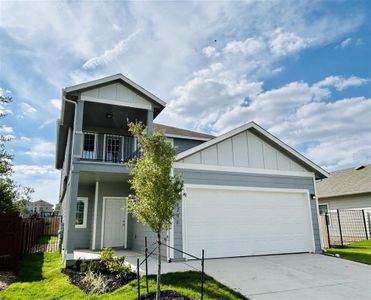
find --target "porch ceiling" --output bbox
[79,171,129,185]
[83,101,147,135]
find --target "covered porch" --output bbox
[72,248,194,275]
[63,171,169,261]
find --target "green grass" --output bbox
[35,235,58,245]
[0,252,246,299]
[326,240,371,265]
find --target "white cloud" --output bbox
[269,28,311,56]
[316,75,369,91]
[165,62,262,131]
[223,37,265,56]
[24,139,55,159]
[50,99,61,110]
[13,164,57,175]
[82,29,141,70]
[13,165,60,204]
[0,125,13,134]
[202,46,219,58]
[19,102,37,116]
[339,37,352,48]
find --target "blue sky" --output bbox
[0,1,370,204]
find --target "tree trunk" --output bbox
[156,232,161,300]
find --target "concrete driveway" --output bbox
[199,253,371,299]
[126,252,371,299]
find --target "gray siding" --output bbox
[129,217,167,258]
[174,138,204,154]
[75,184,95,249]
[173,168,321,254]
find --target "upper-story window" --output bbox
[105,135,121,162]
[82,133,96,159]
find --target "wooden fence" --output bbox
[43,216,59,235]
[0,213,59,270]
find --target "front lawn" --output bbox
[325,240,371,265]
[1,251,246,299]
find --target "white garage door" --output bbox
[183,186,315,258]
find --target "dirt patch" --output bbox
[0,271,16,291]
[140,290,192,300]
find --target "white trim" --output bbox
[318,203,329,215]
[75,197,88,228]
[165,134,212,141]
[81,132,98,159]
[181,194,186,260]
[169,167,175,259]
[182,184,316,256]
[64,73,166,107]
[103,134,106,161]
[91,181,99,250]
[82,96,152,110]
[101,197,128,249]
[175,121,329,178]
[173,162,315,178]
[314,175,325,249]
[184,184,309,194]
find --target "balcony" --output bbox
[80,132,139,164]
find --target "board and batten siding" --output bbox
[173,168,321,256]
[81,82,152,109]
[179,130,306,172]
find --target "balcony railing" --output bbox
[80,133,139,163]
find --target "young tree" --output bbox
[127,121,184,300]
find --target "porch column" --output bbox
[63,170,79,258]
[72,99,84,160]
[146,108,153,136]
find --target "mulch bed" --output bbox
[140,290,192,300]
[63,261,136,294]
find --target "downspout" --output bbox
[58,93,77,204]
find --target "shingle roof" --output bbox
[153,123,215,140]
[316,164,371,198]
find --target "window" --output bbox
[319,204,329,215]
[75,198,88,228]
[105,135,121,162]
[82,133,96,159]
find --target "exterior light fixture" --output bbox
[106,113,113,119]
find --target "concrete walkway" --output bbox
[74,250,371,299]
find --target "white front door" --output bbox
[103,197,127,248]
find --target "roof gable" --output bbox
[176,121,329,179]
[64,73,166,110]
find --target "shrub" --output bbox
[82,270,110,294]
[100,247,115,267]
[99,247,132,279]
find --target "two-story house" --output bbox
[27,200,54,217]
[56,73,328,263]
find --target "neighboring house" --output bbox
[27,200,54,217]
[317,164,371,215]
[56,73,328,262]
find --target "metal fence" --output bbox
[323,209,370,247]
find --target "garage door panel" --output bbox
[184,187,314,258]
